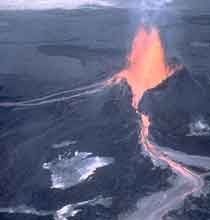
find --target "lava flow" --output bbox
[112,27,204,220]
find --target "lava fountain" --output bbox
[112,27,204,220]
[110,27,173,109]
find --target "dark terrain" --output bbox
[0,8,210,220]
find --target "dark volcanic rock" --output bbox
[140,68,210,156]
[165,193,210,220]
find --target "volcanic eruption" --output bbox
[110,26,204,220]
[113,27,172,109]
[0,22,205,220]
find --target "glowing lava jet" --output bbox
[112,27,204,220]
[111,27,172,109]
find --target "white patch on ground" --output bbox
[0,205,52,216]
[52,140,77,149]
[187,118,210,137]
[55,195,112,220]
[43,151,114,189]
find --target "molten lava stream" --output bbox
[112,27,204,219]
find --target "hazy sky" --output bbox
[0,0,174,10]
[0,0,113,10]
[0,0,209,10]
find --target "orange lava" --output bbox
[113,27,173,109]
[141,113,195,179]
